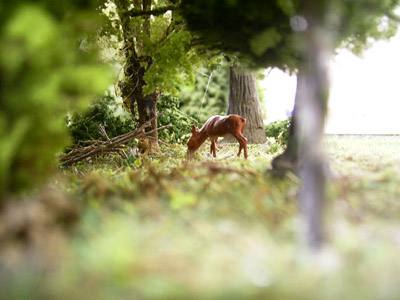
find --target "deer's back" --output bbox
[201,115,245,137]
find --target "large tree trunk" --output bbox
[225,66,266,144]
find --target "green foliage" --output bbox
[144,29,201,95]
[0,3,112,197]
[103,0,203,96]
[2,138,400,298]
[0,0,102,24]
[181,0,400,69]
[336,1,400,53]
[157,95,199,143]
[265,118,291,146]
[181,0,299,70]
[179,63,228,124]
[68,93,201,146]
[67,92,135,146]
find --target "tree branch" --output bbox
[127,5,177,18]
[386,11,400,23]
[60,117,171,166]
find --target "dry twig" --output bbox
[60,117,170,166]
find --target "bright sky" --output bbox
[262,32,400,134]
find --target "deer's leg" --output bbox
[237,144,243,157]
[210,138,217,157]
[242,134,248,159]
[239,127,248,159]
[233,133,248,159]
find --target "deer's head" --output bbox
[187,125,202,153]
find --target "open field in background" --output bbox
[325,135,400,222]
[1,136,400,299]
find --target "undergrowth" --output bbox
[1,136,400,299]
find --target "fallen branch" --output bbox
[60,118,171,166]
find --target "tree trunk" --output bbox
[271,71,302,173]
[270,3,331,251]
[116,0,159,152]
[139,0,159,151]
[295,2,332,251]
[225,66,266,144]
[137,92,160,152]
[142,0,151,37]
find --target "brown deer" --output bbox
[187,114,248,159]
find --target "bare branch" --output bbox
[126,5,177,18]
[60,117,171,166]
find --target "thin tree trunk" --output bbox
[296,65,327,250]
[117,0,159,152]
[271,71,302,173]
[296,2,332,250]
[225,66,266,144]
[137,92,159,151]
[143,0,151,37]
[116,0,139,118]
[140,0,159,151]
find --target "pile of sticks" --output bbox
[60,118,169,166]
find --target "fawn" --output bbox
[187,114,248,159]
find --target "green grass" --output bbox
[1,136,400,299]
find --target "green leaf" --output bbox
[249,28,282,57]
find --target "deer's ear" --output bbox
[191,125,197,134]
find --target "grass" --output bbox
[1,135,400,299]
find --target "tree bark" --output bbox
[295,2,331,251]
[225,66,266,144]
[116,0,159,152]
[296,64,327,250]
[271,71,302,173]
[270,2,332,252]
[140,0,159,151]
[137,92,159,151]
[142,0,151,37]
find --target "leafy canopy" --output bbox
[102,0,203,96]
[181,0,400,70]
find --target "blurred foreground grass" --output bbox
[1,136,400,299]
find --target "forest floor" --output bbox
[1,136,400,300]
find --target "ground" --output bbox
[1,136,400,299]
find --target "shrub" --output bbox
[157,95,199,144]
[67,92,135,147]
[0,4,111,198]
[179,64,228,124]
[265,118,291,146]
[68,94,199,146]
